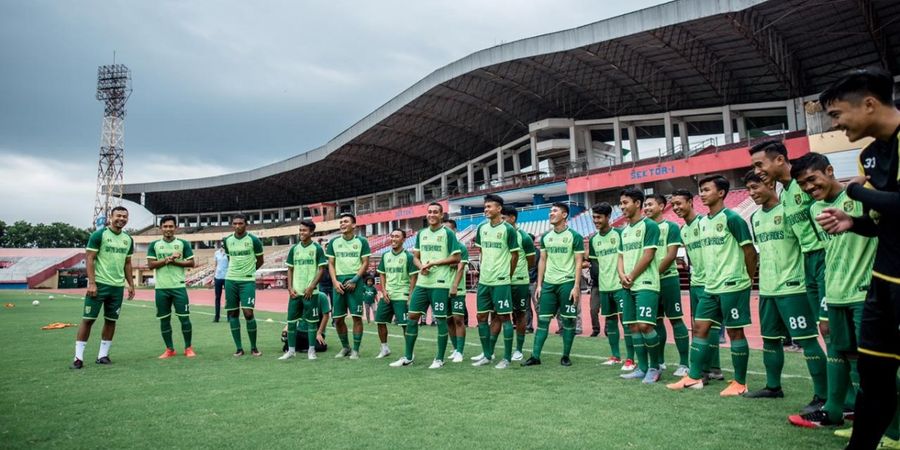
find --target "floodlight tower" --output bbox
[92,64,132,228]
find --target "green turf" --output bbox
[0,290,844,449]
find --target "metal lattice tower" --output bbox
[92,64,132,228]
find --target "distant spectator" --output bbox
[362,276,377,323]
[213,244,228,322]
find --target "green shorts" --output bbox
[410,286,450,318]
[225,280,256,311]
[538,282,578,318]
[658,276,684,319]
[450,294,467,316]
[622,289,659,325]
[375,299,409,324]
[759,294,819,340]
[511,284,531,313]
[597,289,627,317]
[826,302,863,354]
[696,288,751,328]
[155,288,190,319]
[476,284,513,315]
[83,282,124,321]
[804,249,826,321]
[332,275,365,318]
[689,285,705,320]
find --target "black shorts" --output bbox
[858,276,900,361]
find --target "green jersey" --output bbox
[619,218,660,292]
[588,228,623,292]
[751,203,805,297]
[361,285,377,304]
[655,219,682,279]
[146,237,193,289]
[285,241,327,294]
[512,229,536,286]
[680,215,706,287]
[325,235,371,277]
[781,179,825,254]
[540,227,584,285]
[473,220,520,286]
[86,228,134,287]
[809,190,877,305]
[413,225,461,289]
[701,208,752,294]
[223,233,264,282]
[376,249,417,300]
[452,245,470,291]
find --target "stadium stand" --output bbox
[0,248,84,289]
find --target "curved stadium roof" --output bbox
[124,0,900,214]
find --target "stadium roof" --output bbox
[124,0,900,215]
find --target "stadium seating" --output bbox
[0,249,84,288]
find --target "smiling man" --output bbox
[326,213,371,359]
[223,214,265,357]
[146,215,196,359]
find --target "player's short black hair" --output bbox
[159,215,176,226]
[698,174,730,196]
[748,140,788,159]
[484,194,505,207]
[442,218,457,229]
[339,212,356,223]
[620,188,645,205]
[299,220,316,232]
[232,213,247,223]
[391,228,407,238]
[427,202,443,212]
[819,67,895,107]
[552,202,569,216]
[500,205,518,218]
[790,153,831,179]
[646,193,667,207]
[670,189,693,202]
[591,202,613,217]
[742,169,764,185]
[110,206,128,214]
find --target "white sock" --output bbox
[308,347,315,355]
[287,347,295,353]
[75,341,86,360]
[98,340,112,358]
[381,343,389,351]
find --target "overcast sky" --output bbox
[0,0,668,229]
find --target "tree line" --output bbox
[0,220,92,248]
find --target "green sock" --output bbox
[798,337,827,399]
[456,335,465,354]
[352,333,363,352]
[731,338,749,384]
[436,318,449,361]
[228,316,242,350]
[824,348,851,422]
[338,332,350,350]
[709,326,721,369]
[502,321,513,361]
[178,316,192,348]
[672,319,689,366]
[606,317,621,359]
[477,322,490,358]
[532,317,550,359]
[516,330,525,353]
[160,317,174,349]
[762,339,784,389]
[687,336,709,380]
[644,329,660,370]
[246,318,257,349]
[405,319,419,360]
[846,359,859,409]
[655,319,667,366]
[561,318,576,358]
[623,329,634,360]
[632,333,648,372]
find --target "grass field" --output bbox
[0,290,844,449]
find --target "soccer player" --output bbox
[472,194,520,369]
[392,203,460,368]
[643,193,690,376]
[362,277,377,323]
[788,153,877,428]
[444,218,470,363]
[280,220,327,360]
[670,189,724,381]
[146,215,196,359]
[71,206,134,369]
[815,67,900,448]
[377,229,416,359]
[297,290,331,356]
[616,189,662,383]
[501,206,536,362]
[587,202,633,367]
[326,213,372,359]
[222,214,264,357]
[743,171,827,406]
[523,202,584,367]
[667,175,757,396]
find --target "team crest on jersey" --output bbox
[352,243,359,249]
[716,223,724,232]
[496,232,502,239]
[774,215,782,225]
[609,237,616,244]
[843,201,854,213]
[436,235,443,242]
[562,236,570,244]
[423,235,428,241]
[693,228,699,236]
[635,230,642,238]
[754,221,760,227]
[794,194,802,205]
